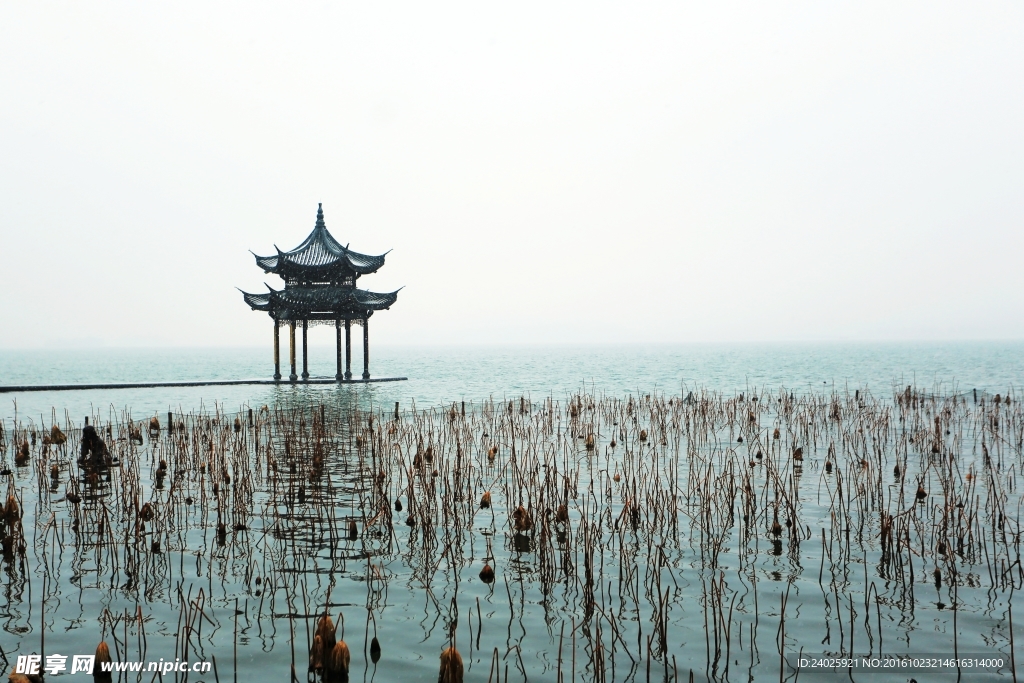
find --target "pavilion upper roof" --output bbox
[253,204,388,279]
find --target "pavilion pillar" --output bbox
[362,317,370,380]
[335,319,342,381]
[273,321,281,380]
[344,320,352,380]
[288,321,297,381]
[301,319,309,380]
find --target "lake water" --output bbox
[3,342,1023,423]
[0,342,1021,682]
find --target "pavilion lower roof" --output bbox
[240,284,399,320]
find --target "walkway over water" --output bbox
[0,376,407,393]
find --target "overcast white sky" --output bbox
[1,2,1021,348]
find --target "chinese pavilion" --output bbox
[239,204,400,381]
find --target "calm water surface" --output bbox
[2,342,1022,422]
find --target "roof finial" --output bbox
[316,203,325,229]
